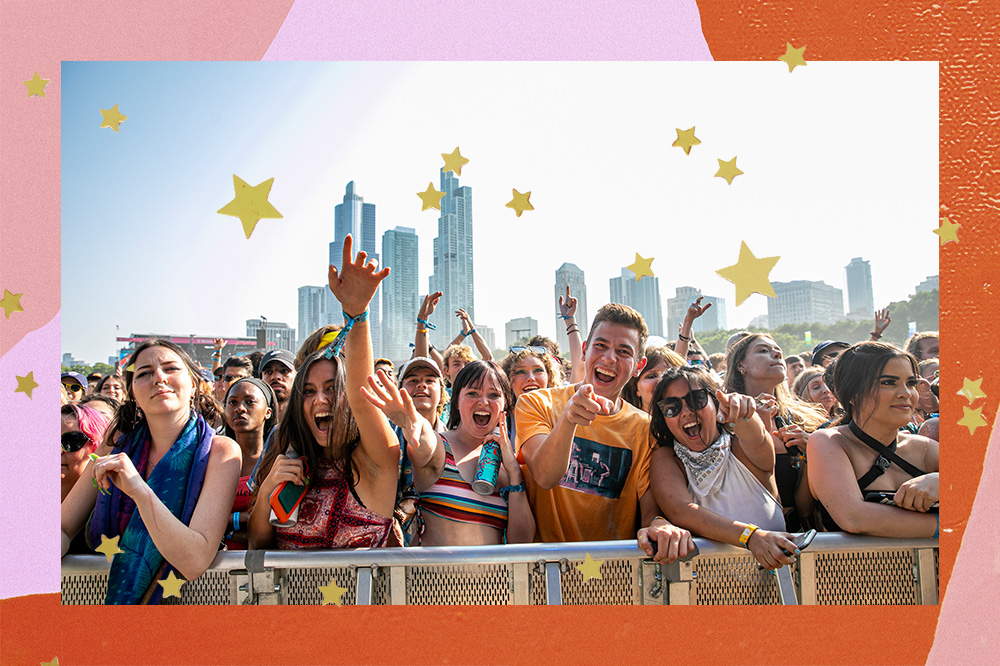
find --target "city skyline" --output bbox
[61,62,938,363]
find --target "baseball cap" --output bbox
[259,349,295,375]
[61,371,88,391]
[397,356,442,386]
[812,340,849,365]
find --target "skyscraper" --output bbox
[844,257,875,317]
[666,286,728,337]
[767,280,845,327]
[328,182,380,355]
[554,263,588,354]
[298,285,327,343]
[505,317,539,348]
[609,268,663,337]
[429,169,474,348]
[381,226,419,364]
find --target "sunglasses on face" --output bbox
[61,431,91,452]
[63,383,83,393]
[510,346,547,355]
[657,388,711,419]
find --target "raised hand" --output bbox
[872,307,891,338]
[361,368,420,430]
[559,285,578,319]
[419,291,442,321]
[328,234,390,316]
[684,296,712,324]
[456,308,473,333]
[213,338,227,351]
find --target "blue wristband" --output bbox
[233,511,240,531]
[417,317,437,330]
[499,482,525,503]
[324,309,369,359]
[934,513,939,538]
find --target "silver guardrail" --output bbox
[61,533,938,605]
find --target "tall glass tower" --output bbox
[381,226,419,364]
[845,257,874,317]
[328,181,381,356]
[429,169,474,349]
[609,267,663,337]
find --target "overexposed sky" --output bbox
[62,61,938,363]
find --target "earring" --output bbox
[133,406,144,427]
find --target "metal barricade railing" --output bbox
[61,534,938,605]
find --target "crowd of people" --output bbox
[60,236,940,603]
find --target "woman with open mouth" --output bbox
[222,378,277,550]
[640,365,798,570]
[401,360,535,546]
[724,334,827,531]
[807,342,939,537]
[248,236,401,550]
[61,339,241,604]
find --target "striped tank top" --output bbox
[418,435,509,530]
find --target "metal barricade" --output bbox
[60,534,938,605]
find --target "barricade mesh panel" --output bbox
[61,570,232,605]
[529,566,547,605]
[61,574,108,605]
[283,567,389,605]
[406,564,513,604]
[526,558,638,605]
[692,554,782,605]
[813,549,918,604]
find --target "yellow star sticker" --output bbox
[627,253,655,281]
[716,241,780,306]
[318,577,348,606]
[672,127,701,155]
[714,157,744,185]
[41,659,59,666]
[158,570,187,598]
[99,104,128,132]
[441,147,470,176]
[416,182,446,211]
[959,406,988,436]
[217,175,283,239]
[24,72,50,97]
[1,289,24,318]
[576,553,604,583]
[934,216,961,245]
[959,377,987,404]
[95,534,124,563]
[778,43,807,72]
[15,372,39,399]
[506,188,534,217]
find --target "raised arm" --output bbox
[211,338,226,372]
[414,292,442,359]
[870,307,891,341]
[456,309,493,361]
[806,429,937,537]
[328,235,399,471]
[361,368,445,493]
[676,297,711,359]
[559,285,585,383]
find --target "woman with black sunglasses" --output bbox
[638,365,798,570]
[61,403,109,502]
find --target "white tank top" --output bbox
[673,431,785,531]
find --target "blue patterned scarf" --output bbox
[88,412,214,604]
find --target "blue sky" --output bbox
[62,61,938,363]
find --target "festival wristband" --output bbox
[324,309,369,359]
[934,514,939,538]
[498,482,525,503]
[558,314,573,320]
[417,317,437,330]
[739,524,759,548]
[233,511,240,531]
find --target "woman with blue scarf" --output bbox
[61,340,241,604]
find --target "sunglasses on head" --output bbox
[510,346,547,355]
[657,388,711,419]
[61,431,91,452]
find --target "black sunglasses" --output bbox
[657,388,711,419]
[61,431,91,453]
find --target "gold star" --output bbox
[959,406,988,436]
[41,659,59,666]
[158,570,187,598]
[959,377,987,404]
[99,104,128,132]
[217,175,283,239]
[95,534,124,563]
[778,43,807,73]
[15,372,39,399]
[714,157,744,185]
[1,289,24,318]
[506,188,534,217]
[716,241,780,306]
[318,577,348,606]
[416,182,446,211]
[24,72,50,97]
[934,216,961,245]
[626,253,655,281]
[576,553,604,583]
[672,127,701,155]
[441,147,470,176]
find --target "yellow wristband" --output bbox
[739,524,759,548]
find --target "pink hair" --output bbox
[63,403,109,448]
